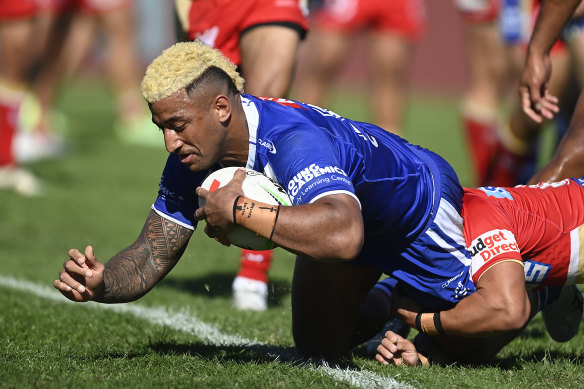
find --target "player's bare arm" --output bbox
[196,169,364,262]
[395,261,531,337]
[520,0,580,122]
[54,210,193,303]
[530,92,584,183]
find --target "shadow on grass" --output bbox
[496,348,584,369]
[146,337,363,371]
[158,272,291,307]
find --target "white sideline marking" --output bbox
[0,275,414,389]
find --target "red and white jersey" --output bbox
[462,178,584,288]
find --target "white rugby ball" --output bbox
[199,167,291,250]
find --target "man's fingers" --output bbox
[196,186,208,199]
[58,269,87,293]
[520,86,543,123]
[68,248,89,268]
[53,279,72,292]
[53,280,85,301]
[63,259,93,278]
[231,168,247,184]
[83,246,98,274]
[375,353,390,365]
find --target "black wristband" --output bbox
[433,311,445,335]
[233,196,243,224]
[415,312,423,332]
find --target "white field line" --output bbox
[0,274,416,389]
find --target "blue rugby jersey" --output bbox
[153,95,469,304]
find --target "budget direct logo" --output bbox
[468,229,519,263]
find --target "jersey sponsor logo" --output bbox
[453,281,470,300]
[349,123,378,147]
[479,186,514,200]
[257,138,276,154]
[524,260,551,286]
[441,270,464,289]
[159,174,185,200]
[287,163,348,197]
[468,229,519,263]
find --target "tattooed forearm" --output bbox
[95,210,193,303]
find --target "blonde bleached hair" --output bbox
[141,40,245,103]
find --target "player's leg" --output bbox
[0,5,44,196]
[31,6,96,137]
[366,31,415,135]
[493,48,571,186]
[234,21,305,310]
[232,249,273,311]
[293,26,352,106]
[459,17,509,186]
[96,1,158,146]
[364,0,425,135]
[239,24,302,98]
[291,255,382,359]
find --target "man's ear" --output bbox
[214,95,231,124]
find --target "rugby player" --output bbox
[0,0,44,196]
[175,0,309,311]
[54,40,473,359]
[375,180,584,366]
[54,41,583,362]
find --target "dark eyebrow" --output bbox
[154,115,184,128]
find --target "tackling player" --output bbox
[375,180,584,365]
[174,0,309,311]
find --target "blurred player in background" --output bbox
[174,0,309,311]
[455,0,512,187]
[462,0,582,188]
[0,0,45,196]
[29,0,158,149]
[294,0,426,135]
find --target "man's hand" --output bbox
[375,330,420,366]
[195,168,246,243]
[519,51,559,123]
[53,246,105,302]
[392,291,423,329]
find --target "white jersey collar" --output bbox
[241,95,259,170]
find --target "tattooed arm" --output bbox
[54,210,194,303]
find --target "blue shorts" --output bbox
[376,152,475,310]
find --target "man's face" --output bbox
[149,89,227,172]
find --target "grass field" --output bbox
[1,79,583,388]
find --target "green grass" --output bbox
[1,79,583,388]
